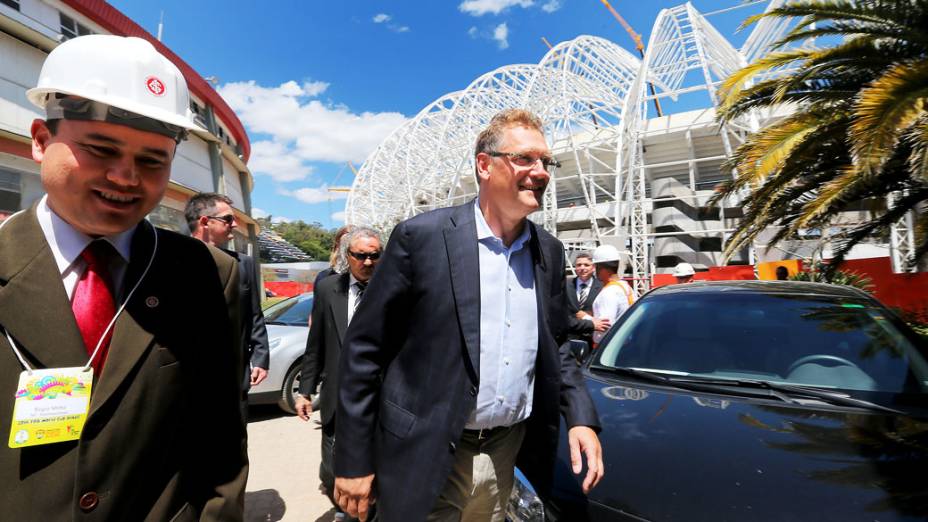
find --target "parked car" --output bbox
[509,281,928,522]
[248,292,314,414]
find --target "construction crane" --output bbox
[327,161,355,192]
[598,0,663,116]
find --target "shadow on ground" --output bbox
[313,507,338,522]
[247,404,291,423]
[245,488,286,521]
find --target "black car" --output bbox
[511,281,928,522]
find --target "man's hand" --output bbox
[591,317,611,332]
[575,311,592,320]
[250,367,268,386]
[335,474,376,521]
[294,395,313,421]
[568,426,604,494]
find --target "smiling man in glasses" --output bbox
[296,226,382,518]
[186,193,270,418]
[334,109,603,522]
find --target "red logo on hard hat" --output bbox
[145,76,166,97]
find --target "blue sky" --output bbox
[110,0,768,228]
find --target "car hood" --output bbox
[549,373,928,522]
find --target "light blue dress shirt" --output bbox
[466,199,539,430]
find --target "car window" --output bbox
[264,294,313,326]
[596,292,928,394]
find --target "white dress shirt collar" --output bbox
[36,195,134,275]
[473,198,530,252]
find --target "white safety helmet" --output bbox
[27,35,206,141]
[591,244,621,264]
[672,262,696,277]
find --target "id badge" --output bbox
[8,367,93,448]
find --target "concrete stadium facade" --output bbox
[0,0,259,254]
[346,1,916,293]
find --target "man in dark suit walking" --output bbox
[566,251,610,349]
[295,227,382,515]
[334,109,604,522]
[186,192,270,413]
[0,35,246,520]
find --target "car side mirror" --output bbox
[567,339,589,363]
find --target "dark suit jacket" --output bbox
[0,206,248,521]
[336,201,601,522]
[566,276,603,338]
[222,249,270,390]
[299,271,349,427]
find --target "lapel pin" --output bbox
[145,296,159,308]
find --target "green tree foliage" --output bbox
[257,217,335,261]
[712,0,928,272]
[788,263,874,291]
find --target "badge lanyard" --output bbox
[1,212,159,447]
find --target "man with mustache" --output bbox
[334,109,604,521]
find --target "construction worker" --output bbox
[673,262,696,284]
[590,244,636,347]
[0,35,247,520]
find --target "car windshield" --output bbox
[264,293,313,326]
[595,291,928,395]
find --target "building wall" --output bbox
[0,0,256,247]
[0,31,43,137]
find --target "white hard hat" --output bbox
[591,244,621,264]
[673,262,695,277]
[27,35,206,141]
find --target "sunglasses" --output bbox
[348,251,381,262]
[207,215,236,225]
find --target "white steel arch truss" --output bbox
[346,1,849,287]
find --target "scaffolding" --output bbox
[346,1,919,285]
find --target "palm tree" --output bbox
[712,0,928,271]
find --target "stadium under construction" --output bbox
[344,1,919,295]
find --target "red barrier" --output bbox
[264,281,312,298]
[649,258,926,320]
[838,258,928,322]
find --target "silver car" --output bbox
[248,292,315,414]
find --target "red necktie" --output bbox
[72,241,116,375]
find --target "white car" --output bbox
[248,292,315,414]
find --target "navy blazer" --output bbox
[335,201,601,522]
[222,249,270,390]
[300,271,349,427]
[566,276,603,337]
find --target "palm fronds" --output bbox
[714,0,928,270]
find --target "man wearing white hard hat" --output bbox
[673,262,696,284]
[590,244,636,347]
[0,35,247,520]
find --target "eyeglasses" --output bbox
[348,251,382,262]
[207,215,236,225]
[486,151,561,172]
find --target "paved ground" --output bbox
[245,405,337,522]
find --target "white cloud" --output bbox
[330,211,347,223]
[392,25,410,33]
[280,186,349,205]
[372,13,391,23]
[468,26,479,38]
[459,0,533,16]
[493,23,509,49]
[219,80,408,165]
[541,0,562,13]
[248,141,315,182]
[252,207,268,219]
[272,216,292,224]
